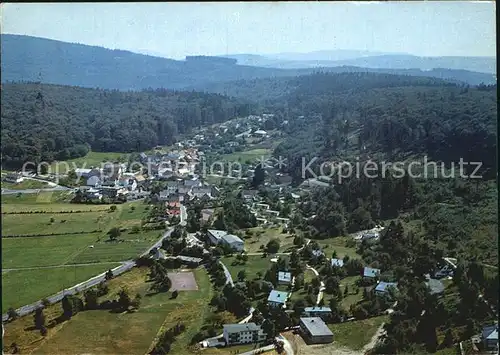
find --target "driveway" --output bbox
[219,260,234,286]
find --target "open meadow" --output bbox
[48,150,129,173]
[3,267,213,355]
[1,179,50,190]
[244,226,295,253]
[221,148,271,163]
[1,196,158,312]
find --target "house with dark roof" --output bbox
[482,324,498,351]
[299,317,334,344]
[303,307,332,320]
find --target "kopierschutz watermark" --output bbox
[19,155,483,185]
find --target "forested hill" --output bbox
[194,72,458,102]
[1,34,496,90]
[0,83,255,167]
[265,76,497,179]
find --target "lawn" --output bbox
[0,190,73,204]
[317,237,360,260]
[221,148,271,163]
[221,255,274,281]
[10,267,214,355]
[1,179,50,190]
[2,264,120,313]
[327,315,388,351]
[2,233,100,268]
[244,226,295,253]
[1,211,116,236]
[48,150,129,174]
[1,203,110,213]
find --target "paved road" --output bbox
[2,228,174,323]
[2,261,135,322]
[219,260,234,286]
[306,264,325,305]
[179,204,187,226]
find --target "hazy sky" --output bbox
[1,2,496,59]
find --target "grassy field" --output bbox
[221,148,272,163]
[2,233,101,268]
[1,211,114,235]
[316,237,360,260]
[244,226,295,253]
[2,264,120,312]
[48,151,129,173]
[1,179,50,190]
[221,255,273,281]
[1,198,157,311]
[4,267,213,355]
[327,315,388,351]
[1,191,73,204]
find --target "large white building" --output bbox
[223,323,266,345]
[207,229,245,251]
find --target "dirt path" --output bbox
[362,322,385,353]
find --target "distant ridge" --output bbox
[1,34,495,91]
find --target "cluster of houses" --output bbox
[240,189,293,227]
[158,179,218,204]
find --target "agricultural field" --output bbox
[48,150,129,173]
[221,148,271,163]
[2,264,119,313]
[1,197,157,312]
[220,255,273,281]
[317,237,360,260]
[1,179,50,190]
[1,190,73,204]
[327,315,388,351]
[244,226,295,253]
[2,267,213,355]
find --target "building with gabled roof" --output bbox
[223,323,266,345]
[278,271,292,285]
[267,290,289,308]
[363,267,380,278]
[331,258,344,268]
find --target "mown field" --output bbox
[2,264,120,313]
[221,148,271,163]
[220,255,274,281]
[1,197,158,312]
[48,150,129,173]
[1,179,50,190]
[3,267,213,355]
[327,315,388,351]
[244,226,295,253]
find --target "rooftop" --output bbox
[224,323,262,333]
[363,267,380,278]
[300,317,334,337]
[222,234,244,245]
[278,271,292,282]
[267,290,289,304]
[331,258,344,267]
[425,278,445,295]
[375,282,398,293]
[304,307,332,313]
[208,229,228,240]
[482,324,498,341]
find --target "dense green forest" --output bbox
[0,83,255,167]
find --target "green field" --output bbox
[0,191,73,204]
[1,211,114,235]
[4,267,213,355]
[2,264,120,312]
[1,179,50,190]
[49,151,129,173]
[1,198,157,311]
[221,255,274,281]
[244,226,295,253]
[221,148,271,163]
[2,233,101,268]
[327,315,388,351]
[317,237,360,260]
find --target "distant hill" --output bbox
[223,52,496,74]
[1,34,495,90]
